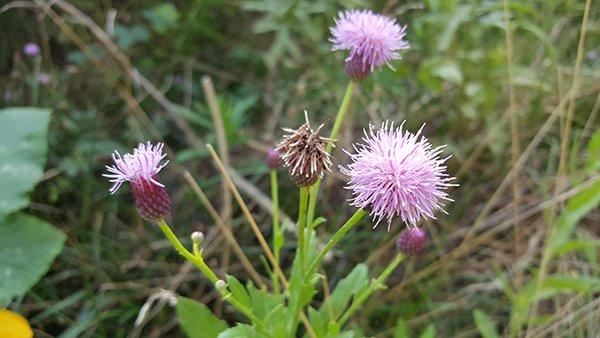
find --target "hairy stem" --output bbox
[306,209,367,279]
[156,219,268,332]
[297,187,309,275]
[306,81,356,229]
[156,218,219,283]
[270,170,282,296]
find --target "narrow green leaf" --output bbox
[585,129,600,171]
[419,324,436,338]
[473,309,500,338]
[177,297,228,338]
[393,317,409,338]
[550,180,600,255]
[226,275,250,308]
[542,275,600,293]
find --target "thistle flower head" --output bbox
[104,142,171,220]
[331,9,409,80]
[340,121,455,229]
[276,112,333,187]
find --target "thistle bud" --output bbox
[265,149,283,170]
[275,112,333,187]
[396,228,426,256]
[191,231,204,243]
[104,142,171,220]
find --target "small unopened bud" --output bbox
[265,149,282,170]
[396,228,426,256]
[191,231,204,243]
[215,279,227,290]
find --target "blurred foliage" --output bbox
[0,0,598,336]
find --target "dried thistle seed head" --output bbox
[275,113,334,187]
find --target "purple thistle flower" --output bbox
[340,121,455,230]
[330,9,409,80]
[104,142,171,220]
[23,43,40,57]
[396,227,427,255]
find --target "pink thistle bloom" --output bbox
[340,121,455,229]
[104,142,171,220]
[330,9,409,80]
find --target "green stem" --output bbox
[270,170,281,297]
[306,209,367,279]
[337,254,405,326]
[327,81,356,154]
[297,187,309,274]
[156,218,219,283]
[156,219,268,333]
[307,81,356,229]
[30,56,41,106]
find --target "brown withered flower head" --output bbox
[276,112,334,187]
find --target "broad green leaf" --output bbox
[216,324,263,338]
[473,309,500,338]
[244,283,287,337]
[0,107,51,219]
[393,318,409,338]
[177,297,228,338]
[324,264,369,321]
[0,213,65,304]
[226,275,250,309]
[309,259,370,335]
[419,324,436,338]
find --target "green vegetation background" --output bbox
[0,0,598,337]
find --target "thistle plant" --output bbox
[105,8,455,338]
